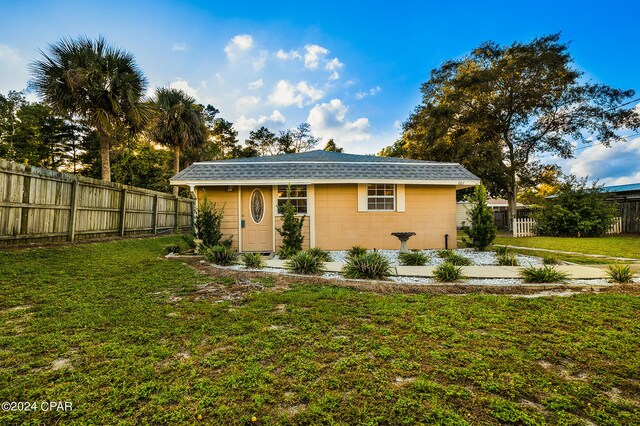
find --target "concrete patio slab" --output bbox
[395,266,436,277]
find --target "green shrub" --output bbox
[164,244,181,254]
[347,245,368,259]
[275,186,306,255]
[543,255,560,265]
[462,184,497,250]
[307,247,332,262]
[519,265,569,283]
[398,251,429,266]
[534,176,619,237]
[494,245,510,256]
[433,262,463,282]
[437,249,452,258]
[196,196,226,247]
[497,253,519,266]
[286,251,326,275]
[342,252,392,280]
[204,245,238,266]
[276,246,300,260]
[442,251,473,266]
[607,264,634,283]
[242,253,265,269]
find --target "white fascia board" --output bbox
[171,178,481,187]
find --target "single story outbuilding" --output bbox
[170,150,480,252]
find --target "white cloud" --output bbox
[168,78,199,99]
[236,110,286,132]
[325,58,343,71]
[0,44,29,93]
[307,99,370,142]
[252,50,268,71]
[172,43,187,51]
[303,44,329,70]
[566,135,640,184]
[355,86,382,100]
[275,49,301,60]
[235,95,261,112]
[267,80,324,107]
[248,79,264,90]
[224,34,254,60]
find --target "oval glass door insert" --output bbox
[250,189,265,224]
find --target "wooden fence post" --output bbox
[67,178,79,242]
[152,194,159,234]
[119,188,127,237]
[20,173,31,236]
[174,196,180,231]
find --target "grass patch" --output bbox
[1,236,639,424]
[494,234,640,260]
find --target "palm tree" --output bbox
[150,88,207,195]
[31,36,149,181]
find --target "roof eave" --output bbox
[170,178,482,188]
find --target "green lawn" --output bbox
[494,235,640,260]
[1,237,639,425]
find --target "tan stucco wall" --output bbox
[274,216,311,251]
[197,186,240,250]
[315,184,457,250]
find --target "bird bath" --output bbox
[391,232,416,253]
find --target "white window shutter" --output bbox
[357,184,367,212]
[396,184,405,212]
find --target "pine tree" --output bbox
[463,184,496,251]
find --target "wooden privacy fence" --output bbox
[618,201,640,234]
[512,217,624,238]
[0,159,194,246]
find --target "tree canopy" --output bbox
[383,33,640,223]
[31,36,151,181]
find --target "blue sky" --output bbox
[1,0,639,183]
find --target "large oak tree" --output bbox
[383,34,639,224]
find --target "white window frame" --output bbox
[366,183,396,211]
[276,184,308,215]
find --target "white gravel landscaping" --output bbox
[313,248,543,267]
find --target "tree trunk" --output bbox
[507,167,518,231]
[173,145,180,196]
[99,133,111,182]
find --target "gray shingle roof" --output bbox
[170,150,479,184]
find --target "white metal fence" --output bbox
[512,217,623,238]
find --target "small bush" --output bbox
[342,252,392,280]
[307,247,332,262]
[437,249,452,258]
[276,246,300,260]
[497,253,519,266]
[462,183,497,250]
[543,255,560,265]
[520,265,569,283]
[242,253,265,269]
[197,196,226,247]
[494,246,510,256]
[204,245,238,266]
[399,251,429,266]
[286,251,326,275]
[165,244,181,254]
[275,186,306,254]
[433,262,463,282]
[444,252,473,266]
[607,264,634,283]
[347,245,368,259]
